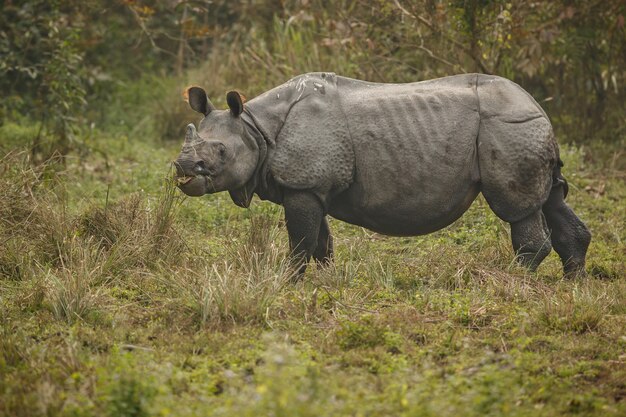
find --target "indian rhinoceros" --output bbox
[173,73,591,277]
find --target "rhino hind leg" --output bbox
[542,179,591,278]
[478,116,558,272]
[313,217,333,266]
[510,210,552,271]
[478,116,555,224]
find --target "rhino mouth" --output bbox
[175,174,209,196]
[176,176,195,185]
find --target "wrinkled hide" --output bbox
[174,72,590,276]
[243,73,556,235]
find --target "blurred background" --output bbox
[1,0,624,160]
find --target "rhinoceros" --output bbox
[174,73,591,277]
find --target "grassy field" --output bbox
[0,123,624,416]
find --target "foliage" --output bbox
[0,0,87,158]
[271,0,626,142]
[2,0,625,145]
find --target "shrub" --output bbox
[336,315,387,350]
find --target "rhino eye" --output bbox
[218,144,226,157]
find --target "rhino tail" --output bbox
[551,157,569,200]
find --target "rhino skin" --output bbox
[174,73,591,277]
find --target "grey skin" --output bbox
[174,73,591,277]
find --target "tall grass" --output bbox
[0,152,187,324]
[0,151,69,277]
[167,213,296,327]
[78,176,186,270]
[45,243,105,324]
[537,282,613,334]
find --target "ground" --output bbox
[0,128,624,417]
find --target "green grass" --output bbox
[0,129,624,417]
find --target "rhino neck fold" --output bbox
[230,111,282,205]
[239,73,345,206]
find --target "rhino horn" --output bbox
[184,123,197,144]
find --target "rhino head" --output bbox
[174,87,260,207]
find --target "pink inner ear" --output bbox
[182,86,201,103]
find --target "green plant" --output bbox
[337,315,387,350]
[0,1,87,160]
[98,351,158,417]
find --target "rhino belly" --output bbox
[329,80,481,236]
[328,164,479,236]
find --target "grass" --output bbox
[0,124,625,416]
[164,213,296,327]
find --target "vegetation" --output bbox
[0,1,625,416]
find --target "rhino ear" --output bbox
[185,86,215,116]
[226,91,245,117]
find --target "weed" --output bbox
[97,350,159,417]
[363,257,397,290]
[336,315,387,350]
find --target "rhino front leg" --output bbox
[313,217,333,267]
[283,190,324,275]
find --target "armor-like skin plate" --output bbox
[174,73,591,277]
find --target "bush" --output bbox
[0,1,87,160]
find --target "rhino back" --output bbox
[328,74,481,235]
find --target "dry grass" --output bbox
[537,282,614,334]
[164,213,296,327]
[0,153,188,326]
[0,152,70,273]
[46,267,101,324]
[78,177,186,272]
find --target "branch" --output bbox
[416,40,465,72]
[126,4,178,59]
[392,0,492,73]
